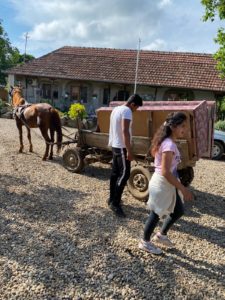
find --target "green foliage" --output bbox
[216,95,225,119]
[201,1,225,76]
[202,0,225,21]
[221,99,225,112]
[40,98,52,104]
[0,99,3,111]
[215,119,225,131]
[0,98,7,113]
[68,103,87,120]
[0,19,35,85]
[213,28,225,77]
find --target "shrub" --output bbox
[215,120,225,132]
[68,103,87,120]
[216,96,225,119]
[40,98,52,104]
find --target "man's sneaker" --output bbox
[138,240,162,255]
[109,204,126,218]
[152,232,174,248]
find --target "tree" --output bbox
[0,20,35,85]
[0,19,13,84]
[202,0,225,77]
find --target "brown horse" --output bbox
[11,86,62,160]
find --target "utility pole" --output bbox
[134,37,141,94]
[24,32,29,63]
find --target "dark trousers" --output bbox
[143,190,184,241]
[109,147,131,207]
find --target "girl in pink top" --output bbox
[139,112,193,255]
[154,137,181,178]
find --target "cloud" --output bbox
[158,0,172,9]
[8,0,167,56]
[142,39,167,51]
[7,0,221,57]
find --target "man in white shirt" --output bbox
[108,94,143,217]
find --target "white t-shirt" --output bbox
[108,105,132,148]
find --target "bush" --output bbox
[40,98,52,104]
[0,99,3,111]
[215,120,225,132]
[216,96,225,119]
[68,103,87,120]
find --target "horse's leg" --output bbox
[16,119,24,153]
[48,128,54,160]
[39,126,51,161]
[26,127,33,152]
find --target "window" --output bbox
[70,85,88,103]
[141,94,155,101]
[27,87,34,97]
[117,90,129,101]
[80,86,87,103]
[53,90,58,99]
[42,84,51,99]
[163,89,194,101]
[71,86,80,101]
[103,88,110,105]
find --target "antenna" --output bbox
[134,37,141,94]
[24,32,30,63]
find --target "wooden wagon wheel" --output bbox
[127,165,152,201]
[62,146,84,173]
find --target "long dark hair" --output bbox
[151,112,187,156]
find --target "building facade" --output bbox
[5,46,225,114]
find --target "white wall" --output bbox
[11,75,218,109]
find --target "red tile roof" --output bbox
[5,46,225,92]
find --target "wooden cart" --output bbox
[62,100,215,201]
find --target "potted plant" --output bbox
[67,103,87,128]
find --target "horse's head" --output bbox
[12,86,25,107]
[12,86,23,95]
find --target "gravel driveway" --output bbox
[0,118,225,300]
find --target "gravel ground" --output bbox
[0,118,225,300]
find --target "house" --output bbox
[4,46,225,113]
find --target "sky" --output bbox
[1,0,224,58]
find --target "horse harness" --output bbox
[13,104,60,146]
[13,104,32,121]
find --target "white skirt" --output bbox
[147,172,183,218]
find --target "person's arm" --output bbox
[122,118,133,161]
[161,151,193,201]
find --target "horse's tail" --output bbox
[51,108,63,153]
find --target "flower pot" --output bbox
[67,119,78,128]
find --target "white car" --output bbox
[212,130,225,160]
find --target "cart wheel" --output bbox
[127,166,152,202]
[177,167,194,187]
[62,146,84,173]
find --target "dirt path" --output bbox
[0,118,225,299]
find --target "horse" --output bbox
[11,86,63,160]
